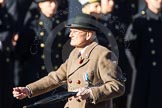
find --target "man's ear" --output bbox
[86,32,93,40]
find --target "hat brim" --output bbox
[65,24,97,31]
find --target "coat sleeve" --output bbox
[90,51,125,104]
[26,60,68,97]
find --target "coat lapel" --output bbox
[67,41,98,77]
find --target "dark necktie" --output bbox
[77,52,81,58]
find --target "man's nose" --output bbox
[69,32,73,37]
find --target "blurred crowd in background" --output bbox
[0,0,162,108]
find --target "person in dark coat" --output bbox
[125,0,162,108]
[14,0,69,107]
[107,0,138,108]
[0,0,20,108]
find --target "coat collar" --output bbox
[146,8,162,21]
[67,41,98,77]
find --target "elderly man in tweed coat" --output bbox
[12,13,125,108]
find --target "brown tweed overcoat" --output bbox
[27,41,125,108]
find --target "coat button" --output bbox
[57,32,62,36]
[141,11,145,15]
[54,66,58,70]
[57,43,62,48]
[108,32,112,36]
[41,65,45,70]
[68,79,72,83]
[56,20,60,24]
[41,54,45,59]
[6,47,10,51]
[150,38,154,43]
[39,21,43,26]
[40,43,45,48]
[77,80,81,84]
[148,27,152,32]
[35,14,39,18]
[79,58,84,64]
[6,58,10,63]
[55,54,60,59]
[131,3,135,8]
[151,50,156,55]
[40,32,44,36]
[4,14,8,18]
[152,61,157,66]
[115,4,119,9]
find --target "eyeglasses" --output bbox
[70,30,88,35]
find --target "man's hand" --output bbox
[75,87,92,100]
[12,87,30,99]
[12,33,19,46]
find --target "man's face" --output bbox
[69,28,89,48]
[146,0,162,11]
[88,2,101,15]
[82,2,102,18]
[38,0,58,17]
[82,0,114,18]
[101,0,114,14]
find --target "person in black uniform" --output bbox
[109,0,138,108]
[15,0,69,107]
[125,0,162,108]
[0,0,20,108]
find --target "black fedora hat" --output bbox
[66,13,97,31]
